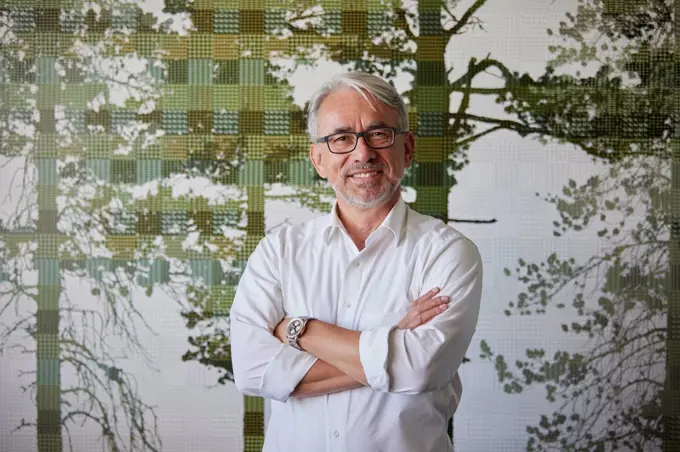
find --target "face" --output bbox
[309,88,414,210]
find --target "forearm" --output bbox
[291,360,363,397]
[294,358,348,383]
[298,320,368,385]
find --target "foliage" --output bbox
[479,1,674,449]
[482,155,669,450]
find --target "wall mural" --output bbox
[0,0,678,451]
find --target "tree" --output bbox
[479,0,679,449]
[0,2,192,450]
[669,1,680,449]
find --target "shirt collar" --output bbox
[322,196,408,245]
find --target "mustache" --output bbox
[342,163,387,177]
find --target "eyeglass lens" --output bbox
[328,128,394,153]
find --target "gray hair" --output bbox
[306,72,409,140]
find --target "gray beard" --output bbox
[332,177,402,209]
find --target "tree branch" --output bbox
[449,56,516,91]
[448,217,497,224]
[445,0,488,36]
[456,112,551,137]
[454,125,503,148]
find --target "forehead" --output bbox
[316,88,399,133]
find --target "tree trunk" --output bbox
[663,1,680,449]
[413,0,456,444]
[36,101,62,450]
[410,1,454,223]
[242,185,266,451]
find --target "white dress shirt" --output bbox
[230,196,483,452]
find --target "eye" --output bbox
[329,134,350,143]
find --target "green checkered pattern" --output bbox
[1,0,455,450]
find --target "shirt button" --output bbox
[333,431,340,438]
[344,301,352,308]
[353,262,360,267]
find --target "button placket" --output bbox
[341,259,362,311]
[329,258,358,452]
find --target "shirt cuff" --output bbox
[260,343,318,402]
[359,325,395,392]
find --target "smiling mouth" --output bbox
[349,171,381,179]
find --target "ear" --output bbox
[309,143,328,179]
[403,131,415,168]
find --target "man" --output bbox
[229,71,483,452]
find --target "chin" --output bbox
[339,188,397,209]
[332,177,401,207]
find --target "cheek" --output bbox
[382,155,400,173]
[324,156,347,179]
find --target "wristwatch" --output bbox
[286,316,312,351]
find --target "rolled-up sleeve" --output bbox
[230,236,318,402]
[359,326,392,389]
[359,235,483,394]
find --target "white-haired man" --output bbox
[230,71,483,452]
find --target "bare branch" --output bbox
[444,0,488,36]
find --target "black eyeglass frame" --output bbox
[314,127,407,154]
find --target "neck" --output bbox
[336,189,401,251]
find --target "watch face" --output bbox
[287,319,303,336]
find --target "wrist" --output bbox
[298,319,319,351]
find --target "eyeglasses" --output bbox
[315,127,406,154]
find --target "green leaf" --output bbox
[598,297,614,315]
[479,340,493,358]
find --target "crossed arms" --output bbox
[229,235,483,402]
[265,287,448,397]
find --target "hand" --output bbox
[397,287,449,330]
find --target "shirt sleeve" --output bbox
[359,235,483,394]
[229,235,318,402]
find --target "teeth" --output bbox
[352,172,378,178]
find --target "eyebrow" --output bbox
[326,121,393,136]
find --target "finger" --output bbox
[416,295,448,313]
[412,287,440,305]
[405,303,448,329]
[409,295,448,315]
[399,296,448,329]
[406,295,449,325]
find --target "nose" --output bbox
[351,136,377,162]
